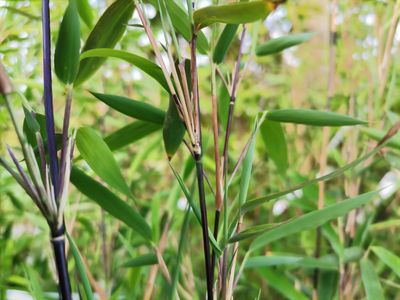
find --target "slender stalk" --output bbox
[41,0,59,196]
[195,155,213,300]
[220,26,247,297]
[191,20,213,298]
[51,225,72,300]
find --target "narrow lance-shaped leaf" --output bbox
[371,246,400,279]
[104,121,162,151]
[242,140,389,214]
[248,190,380,250]
[266,109,367,126]
[163,97,185,159]
[74,0,135,86]
[80,49,168,91]
[194,1,272,30]
[54,0,81,84]
[260,119,288,173]
[76,127,132,198]
[256,32,314,56]
[360,258,384,300]
[238,123,257,206]
[213,24,238,64]
[90,91,165,125]
[66,233,94,300]
[70,167,153,241]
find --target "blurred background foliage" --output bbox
[1,0,400,299]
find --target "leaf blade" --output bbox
[76,127,131,198]
[74,0,135,85]
[90,91,165,125]
[70,167,152,241]
[194,1,271,30]
[80,48,168,91]
[249,190,379,250]
[256,33,314,56]
[54,0,81,84]
[267,109,367,126]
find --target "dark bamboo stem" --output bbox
[51,225,72,300]
[191,16,213,299]
[41,0,59,195]
[195,155,213,300]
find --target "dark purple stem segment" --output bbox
[41,0,59,196]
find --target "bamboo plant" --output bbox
[2,0,400,299]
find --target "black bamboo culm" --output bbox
[211,210,220,285]
[51,224,72,300]
[195,154,214,300]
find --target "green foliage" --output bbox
[66,233,94,300]
[55,0,81,85]
[194,1,271,29]
[162,98,185,159]
[70,167,152,241]
[260,120,288,173]
[75,0,135,85]
[80,49,169,91]
[256,33,314,56]
[76,127,132,198]
[361,258,385,300]
[90,91,165,124]
[266,109,367,126]
[248,190,379,250]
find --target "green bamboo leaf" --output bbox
[260,119,288,173]
[245,247,363,270]
[80,49,168,91]
[360,258,384,300]
[104,121,162,151]
[74,0,135,86]
[246,255,337,270]
[76,0,94,28]
[55,0,81,84]
[218,79,230,128]
[256,33,314,56]
[239,124,257,206]
[266,109,367,126]
[194,1,272,30]
[249,190,379,251]
[70,167,153,241]
[162,0,209,53]
[213,24,238,64]
[163,97,185,159]
[76,127,131,198]
[90,92,165,125]
[242,141,387,214]
[66,232,94,300]
[371,246,400,279]
[122,253,158,268]
[257,268,308,300]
